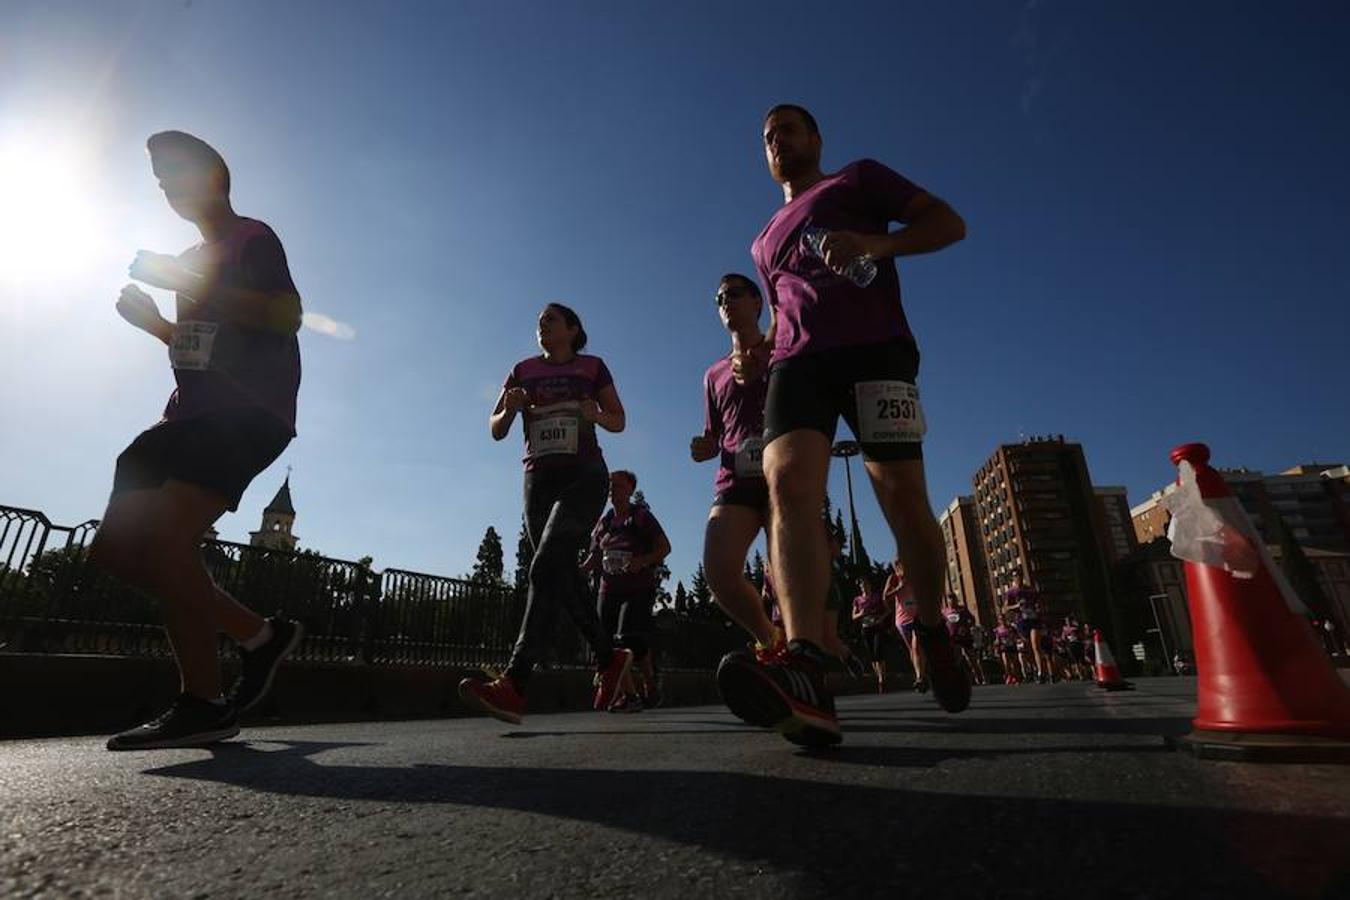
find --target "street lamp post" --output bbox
[831,440,864,571]
[1147,592,1172,673]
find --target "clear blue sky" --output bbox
[2,1,1347,588]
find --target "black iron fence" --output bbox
[0,504,740,670]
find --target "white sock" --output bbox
[241,620,273,651]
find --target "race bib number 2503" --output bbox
[854,380,927,444]
[168,322,219,371]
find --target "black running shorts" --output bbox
[113,411,292,511]
[712,481,770,516]
[764,338,923,462]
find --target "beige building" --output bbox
[972,436,1117,638]
[939,496,995,626]
[1094,486,1138,563]
[1130,462,1350,553]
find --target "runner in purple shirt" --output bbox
[581,470,671,712]
[1003,580,1050,684]
[851,575,894,693]
[943,597,985,686]
[717,104,968,748]
[89,131,304,751]
[691,275,782,717]
[459,303,633,725]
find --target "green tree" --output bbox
[673,580,688,614]
[653,560,672,609]
[514,521,533,592]
[689,563,712,614]
[751,551,766,591]
[472,526,505,584]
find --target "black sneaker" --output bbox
[914,620,971,714]
[106,694,239,751]
[640,681,663,710]
[717,640,841,748]
[227,617,304,714]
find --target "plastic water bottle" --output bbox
[801,224,877,287]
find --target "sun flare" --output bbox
[0,130,111,291]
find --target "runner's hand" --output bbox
[730,342,769,384]
[819,230,884,274]
[690,434,718,462]
[578,398,601,423]
[503,387,530,412]
[129,251,195,292]
[115,284,166,333]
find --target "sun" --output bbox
[0,130,111,291]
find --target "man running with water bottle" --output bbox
[717,103,969,747]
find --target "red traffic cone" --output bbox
[1092,630,1133,691]
[1167,443,1350,762]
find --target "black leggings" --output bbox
[863,624,892,663]
[507,461,613,683]
[599,590,655,662]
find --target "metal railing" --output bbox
[0,504,733,670]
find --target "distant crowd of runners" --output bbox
[91,102,1002,751]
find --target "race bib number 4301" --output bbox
[168,322,219,371]
[527,403,581,457]
[854,380,926,444]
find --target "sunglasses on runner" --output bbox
[715,285,754,307]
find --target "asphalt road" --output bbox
[3,678,1348,899]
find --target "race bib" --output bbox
[854,380,926,444]
[169,322,218,371]
[527,403,581,457]
[734,436,765,478]
[602,549,633,575]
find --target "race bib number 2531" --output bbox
[854,380,926,444]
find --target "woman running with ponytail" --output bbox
[459,303,633,724]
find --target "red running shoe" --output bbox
[458,674,525,725]
[593,648,634,711]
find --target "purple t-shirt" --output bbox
[854,590,885,623]
[1005,587,1041,619]
[165,217,301,433]
[751,159,924,362]
[590,503,666,595]
[505,354,613,471]
[702,355,768,494]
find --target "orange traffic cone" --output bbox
[1092,630,1133,691]
[1165,443,1350,762]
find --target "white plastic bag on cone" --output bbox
[1164,461,1258,577]
[1164,460,1307,614]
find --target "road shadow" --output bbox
[143,740,1349,898]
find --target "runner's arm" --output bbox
[819,191,966,269]
[632,532,671,572]
[588,384,625,433]
[490,386,527,440]
[130,238,302,334]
